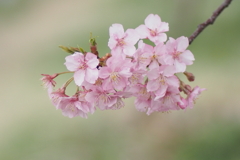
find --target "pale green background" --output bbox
[1,0,240,159]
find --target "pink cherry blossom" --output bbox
[42,13,205,118]
[147,87,182,115]
[147,65,179,100]
[187,86,205,108]
[99,55,132,90]
[64,52,99,86]
[49,88,68,108]
[41,73,58,93]
[131,84,151,112]
[165,36,195,72]
[109,96,125,110]
[128,66,146,86]
[136,14,169,45]
[108,24,139,56]
[85,87,117,110]
[78,90,96,114]
[58,95,88,118]
[132,40,152,70]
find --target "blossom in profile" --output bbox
[64,52,99,86]
[41,73,58,92]
[58,95,88,118]
[108,23,139,56]
[187,86,206,108]
[49,88,68,108]
[147,87,182,115]
[136,14,169,45]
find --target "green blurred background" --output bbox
[1,0,240,159]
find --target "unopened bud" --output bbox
[184,71,195,82]
[185,85,192,92]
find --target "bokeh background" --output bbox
[1,0,240,159]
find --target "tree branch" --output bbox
[188,0,233,45]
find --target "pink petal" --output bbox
[149,33,167,44]
[145,14,161,30]
[119,69,132,78]
[108,37,118,49]
[147,79,160,92]
[147,68,159,80]
[85,68,98,84]
[154,85,167,100]
[135,99,149,112]
[161,65,176,76]
[135,25,148,39]
[64,54,82,71]
[176,36,189,52]
[74,69,85,86]
[109,24,124,38]
[76,101,90,113]
[85,91,98,103]
[166,76,179,88]
[158,22,169,32]
[85,52,99,68]
[123,45,136,56]
[174,60,186,73]
[163,54,174,65]
[113,77,126,90]
[148,59,159,70]
[124,29,139,45]
[180,50,195,65]
[99,67,111,79]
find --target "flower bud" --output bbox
[184,71,195,82]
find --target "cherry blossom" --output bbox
[186,86,206,108]
[136,14,169,45]
[41,73,58,92]
[108,24,139,56]
[85,87,117,110]
[146,65,178,100]
[58,95,88,118]
[41,13,204,118]
[99,55,132,90]
[147,87,182,115]
[64,52,99,86]
[49,88,68,108]
[165,36,195,72]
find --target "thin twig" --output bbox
[188,0,233,45]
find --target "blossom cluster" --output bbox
[41,14,205,118]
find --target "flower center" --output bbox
[110,72,120,83]
[130,73,139,84]
[173,52,182,59]
[158,75,166,85]
[150,29,157,36]
[67,103,77,112]
[79,63,87,69]
[117,38,125,46]
[99,93,110,103]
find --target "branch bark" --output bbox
[188,0,233,45]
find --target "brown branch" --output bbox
[188,0,233,45]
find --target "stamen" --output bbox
[150,29,157,36]
[158,75,166,85]
[99,93,111,104]
[117,38,125,46]
[110,72,120,83]
[67,103,76,112]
